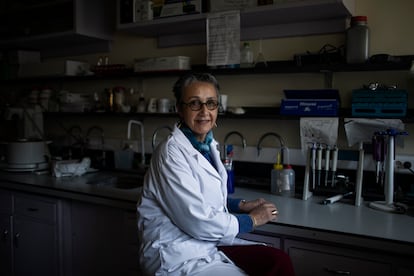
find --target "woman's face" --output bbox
[178,81,218,142]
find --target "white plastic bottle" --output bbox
[346,16,369,64]
[280,164,295,197]
[137,93,146,113]
[240,42,254,68]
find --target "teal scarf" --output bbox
[179,125,213,154]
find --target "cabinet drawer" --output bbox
[237,232,281,248]
[285,239,392,276]
[0,190,13,213]
[14,194,57,223]
[124,210,138,244]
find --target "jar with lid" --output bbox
[346,16,370,64]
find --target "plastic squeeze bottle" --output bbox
[281,164,295,197]
[271,152,283,194]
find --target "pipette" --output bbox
[372,134,386,185]
[311,143,316,189]
[324,145,330,186]
[330,146,338,187]
[316,144,323,187]
[321,192,353,205]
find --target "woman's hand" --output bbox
[248,202,279,227]
[239,198,267,212]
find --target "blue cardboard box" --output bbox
[280,89,340,116]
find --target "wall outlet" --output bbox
[395,155,414,174]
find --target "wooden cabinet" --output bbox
[0,0,115,58]
[397,266,414,276]
[0,191,12,276]
[285,239,392,276]
[70,201,139,276]
[250,223,414,276]
[0,189,68,276]
[13,194,60,276]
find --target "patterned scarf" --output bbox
[179,124,213,154]
[179,124,217,170]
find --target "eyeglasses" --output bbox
[181,99,219,111]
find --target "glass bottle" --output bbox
[240,42,254,68]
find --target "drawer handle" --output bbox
[14,233,20,248]
[324,268,351,275]
[3,229,8,240]
[27,207,39,212]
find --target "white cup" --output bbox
[158,98,170,113]
[219,94,228,112]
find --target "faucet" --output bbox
[67,125,84,159]
[127,120,145,166]
[152,126,172,151]
[223,131,247,160]
[86,125,106,168]
[257,132,287,163]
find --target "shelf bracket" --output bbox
[322,70,333,89]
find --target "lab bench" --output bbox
[0,171,413,276]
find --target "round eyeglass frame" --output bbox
[181,100,219,111]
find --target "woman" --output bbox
[137,73,295,276]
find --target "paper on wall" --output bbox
[206,11,240,67]
[344,118,405,147]
[300,117,339,152]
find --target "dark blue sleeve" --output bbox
[234,214,254,233]
[227,197,243,213]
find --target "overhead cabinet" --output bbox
[117,0,355,47]
[0,0,115,58]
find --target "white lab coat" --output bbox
[137,125,248,276]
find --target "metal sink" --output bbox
[86,171,145,190]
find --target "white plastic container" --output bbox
[281,165,295,197]
[346,16,369,64]
[240,42,254,68]
[272,164,295,197]
[270,162,283,194]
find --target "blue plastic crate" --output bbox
[352,89,407,103]
[352,102,407,117]
[351,89,407,117]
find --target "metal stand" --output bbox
[302,147,313,200]
[369,129,408,213]
[354,142,364,206]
